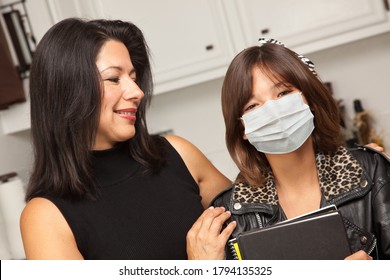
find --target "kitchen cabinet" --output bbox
[46,0,236,94]
[224,0,390,54]
[0,0,53,134]
[42,0,390,93]
[2,0,390,134]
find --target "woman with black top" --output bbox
[20,18,235,259]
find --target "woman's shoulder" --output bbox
[20,197,67,239]
[21,197,60,220]
[349,145,390,166]
[163,134,232,207]
[348,145,390,184]
[210,184,234,208]
[163,134,199,153]
[20,197,82,259]
[161,134,204,166]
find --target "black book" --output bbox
[228,205,351,260]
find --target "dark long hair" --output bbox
[26,18,165,201]
[221,44,342,186]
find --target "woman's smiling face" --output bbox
[94,40,144,150]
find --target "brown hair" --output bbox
[221,44,342,186]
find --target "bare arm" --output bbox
[20,197,83,259]
[165,135,232,208]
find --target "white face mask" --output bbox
[241,92,314,154]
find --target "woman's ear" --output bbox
[242,134,247,140]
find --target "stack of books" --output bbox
[228,205,351,260]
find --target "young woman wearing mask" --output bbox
[187,39,390,260]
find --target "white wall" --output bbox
[0,129,32,184]
[1,32,390,184]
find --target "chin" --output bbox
[119,129,136,141]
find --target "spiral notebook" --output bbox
[228,205,351,260]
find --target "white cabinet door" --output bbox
[225,0,390,54]
[47,0,235,94]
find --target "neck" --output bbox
[266,138,317,185]
[265,138,322,218]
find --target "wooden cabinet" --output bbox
[46,0,235,94]
[224,0,390,54]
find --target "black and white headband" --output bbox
[258,38,318,76]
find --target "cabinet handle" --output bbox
[261,28,270,35]
[205,44,214,51]
[0,172,17,183]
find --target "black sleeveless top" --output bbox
[45,138,204,259]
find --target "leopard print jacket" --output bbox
[212,146,390,259]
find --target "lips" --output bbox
[116,111,135,116]
[114,108,137,121]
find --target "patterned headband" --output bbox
[258,38,318,76]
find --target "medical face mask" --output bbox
[241,92,314,154]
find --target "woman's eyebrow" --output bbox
[99,66,136,75]
[99,66,122,73]
[273,82,291,90]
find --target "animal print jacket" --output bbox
[211,145,390,259]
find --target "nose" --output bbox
[123,79,144,101]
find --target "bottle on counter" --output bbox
[339,103,359,148]
[353,99,371,145]
[351,99,386,149]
